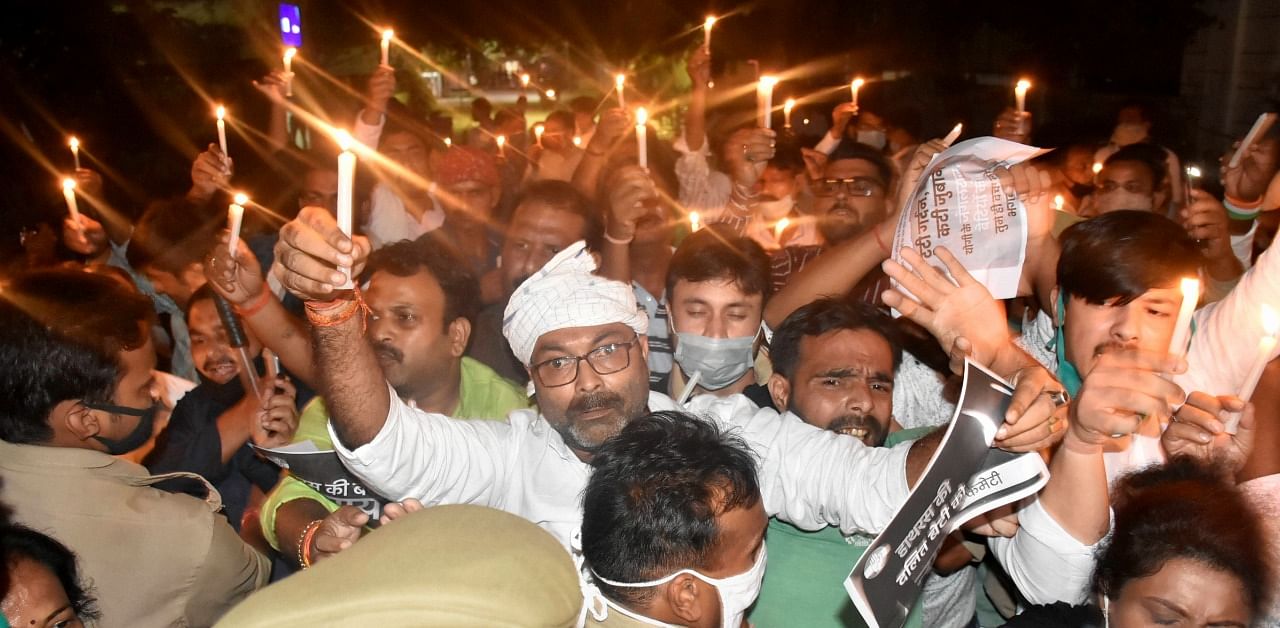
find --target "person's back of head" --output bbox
[1093,456,1271,622]
[1057,210,1199,305]
[0,269,153,445]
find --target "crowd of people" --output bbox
[1,33,1279,628]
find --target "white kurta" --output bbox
[331,386,912,550]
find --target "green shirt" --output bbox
[749,426,934,628]
[259,357,530,549]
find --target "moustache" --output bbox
[373,341,404,364]
[567,390,624,419]
[1093,341,1137,357]
[201,355,235,373]
[827,413,875,434]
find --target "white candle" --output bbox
[520,73,530,90]
[783,99,795,129]
[215,105,229,162]
[1229,305,1279,433]
[335,130,356,288]
[943,123,963,146]
[1015,79,1031,114]
[1054,194,1065,212]
[61,178,82,228]
[534,124,544,148]
[496,135,506,158]
[1168,278,1200,359]
[615,74,626,109]
[758,76,778,129]
[283,47,297,97]
[689,211,701,232]
[380,29,393,66]
[774,217,790,240]
[68,136,81,170]
[635,107,648,169]
[850,77,865,112]
[227,193,247,262]
[703,16,716,49]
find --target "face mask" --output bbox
[592,544,768,628]
[673,332,756,391]
[755,195,794,221]
[84,401,159,455]
[1095,189,1154,213]
[856,129,887,150]
[1111,122,1148,146]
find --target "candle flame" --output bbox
[852,77,865,89]
[1181,277,1200,300]
[382,29,394,42]
[233,192,249,205]
[334,129,353,152]
[635,107,647,126]
[573,135,582,147]
[759,75,779,88]
[1016,79,1031,91]
[1186,165,1202,178]
[444,137,452,147]
[496,135,506,147]
[520,73,530,86]
[775,217,790,236]
[284,47,297,62]
[1053,194,1064,210]
[61,178,75,191]
[1263,304,1279,336]
[784,98,795,114]
[615,74,625,89]
[534,124,545,140]
[216,105,226,120]
[545,89,556,99]
[704,16,717,30]
[1092,161,1103,175]
[689,211,700,227]
[68,136,79,150]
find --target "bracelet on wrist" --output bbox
[234,288,272,318]
[603,230,635,245]
[297,519,323,569]
[1224,195,1262,221]
[305,287,371,331]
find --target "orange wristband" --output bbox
[298,519,323,569]
[234,289,272,317]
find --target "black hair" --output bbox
[366,237,480,329]
[828,141,895,187]
[543,109,576,132]
[766,141,805,175]
[665,226,773,303]
[771,297,903,379]
[125,197,221,276]
[1092,456,1271,615]
[511,180,604,251]
[0,270,150,443]
[1,525,101,622]
[1057,211,1201,306]
[182,282,223,321]
[582,411,761,607]
[568,96,597,116]
[1105,143,1167,190]
[494,108,525,128]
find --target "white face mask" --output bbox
[592,544,768,628]
[856,129,887,150]
[673,331,757,391]
[754,195,794,221]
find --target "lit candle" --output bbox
[545,89,556,100]
[380,29,393,66]
[615,74,626,109]
[758,76,779,129]
[774,217,790,240]
[215,105,229,163]
[1053,194,1065,212]
[689,210,701,232]
[1167,278,1200,359]
[703,16,716,49]
[496,134,506,158]
[1229,304,1279,433]
[943,123,963,146]
[783,99,795,129]
[283,47,297,97]
[227,192,248,263]
[1015,79,1031,114]
[534,124,545,148]
[68,136,81,170]
[61,178,82,229]
[635,107,648,169]
[850,77,865,112]
[520,73,530,91]
[334,130,356,288]
[1092,161,1103,176]
[573,135,582,147]
[444,136,452,148]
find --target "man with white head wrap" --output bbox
[268,207,1056,560]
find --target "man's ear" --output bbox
[638,334,650,362]
[57,400,102,442]
[448,317,472,358]
[767,373,790,411]
[664,573,705,625]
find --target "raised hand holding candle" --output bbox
[758,76,779,129]
[703,16,716,50]
[334,130,356,288]
[61,178,82,230]
[215,105,229,166]
[615,74,626,109]
[283,47,297,97]
[1015,79,1031,114]
[380,29,394,66]
[68,136,81,170]
[1167,278,1200,359]
[635,107,648,169]
[227,193,248,264]
[1228,304,1279,433]
[783,99,795,129]
[850,77,865,113]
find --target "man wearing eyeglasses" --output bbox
[269,209,1061,564]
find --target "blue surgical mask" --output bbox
[673,332,757,391]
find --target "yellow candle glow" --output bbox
[496,134,506,157]
[758,76,779,129]
[215,105,229,161]
[227,193,248,262]
[572,135,582,147]
[689,211,701,232]
[635,107,648,169]
[615,74,627,109]
[1015,79,1031,114]
[61,178,81,227]
[1168,278,1200,359]
[444,136,452,148]
[283,47,297,97]
[68,136,81,170]
[1054,194,1065,212]
[1092,161,1103,176]
[850,77,865,111]
[334,130,356,288]
[774,217,790,240]
[783,99,795,128]
[704,16,716,49]
[545,89,556,100]
[381,29,394,66]
[534,124,545,148]
[520,73,530,89]
[1229,304,1279,433]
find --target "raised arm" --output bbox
[598,165,658,284]
[572,107,629,200]
[683,46,711,154]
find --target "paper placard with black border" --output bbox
[253,440,391,525]
[843,359,1047,628]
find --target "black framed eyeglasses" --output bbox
[813,177,884,198]
[532,335,639,388]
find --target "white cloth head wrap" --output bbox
[503,241,649,367]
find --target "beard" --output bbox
[826,413,888,447]
[818,202,869,245]
[551,389,647,454]
[200,354,238,385]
